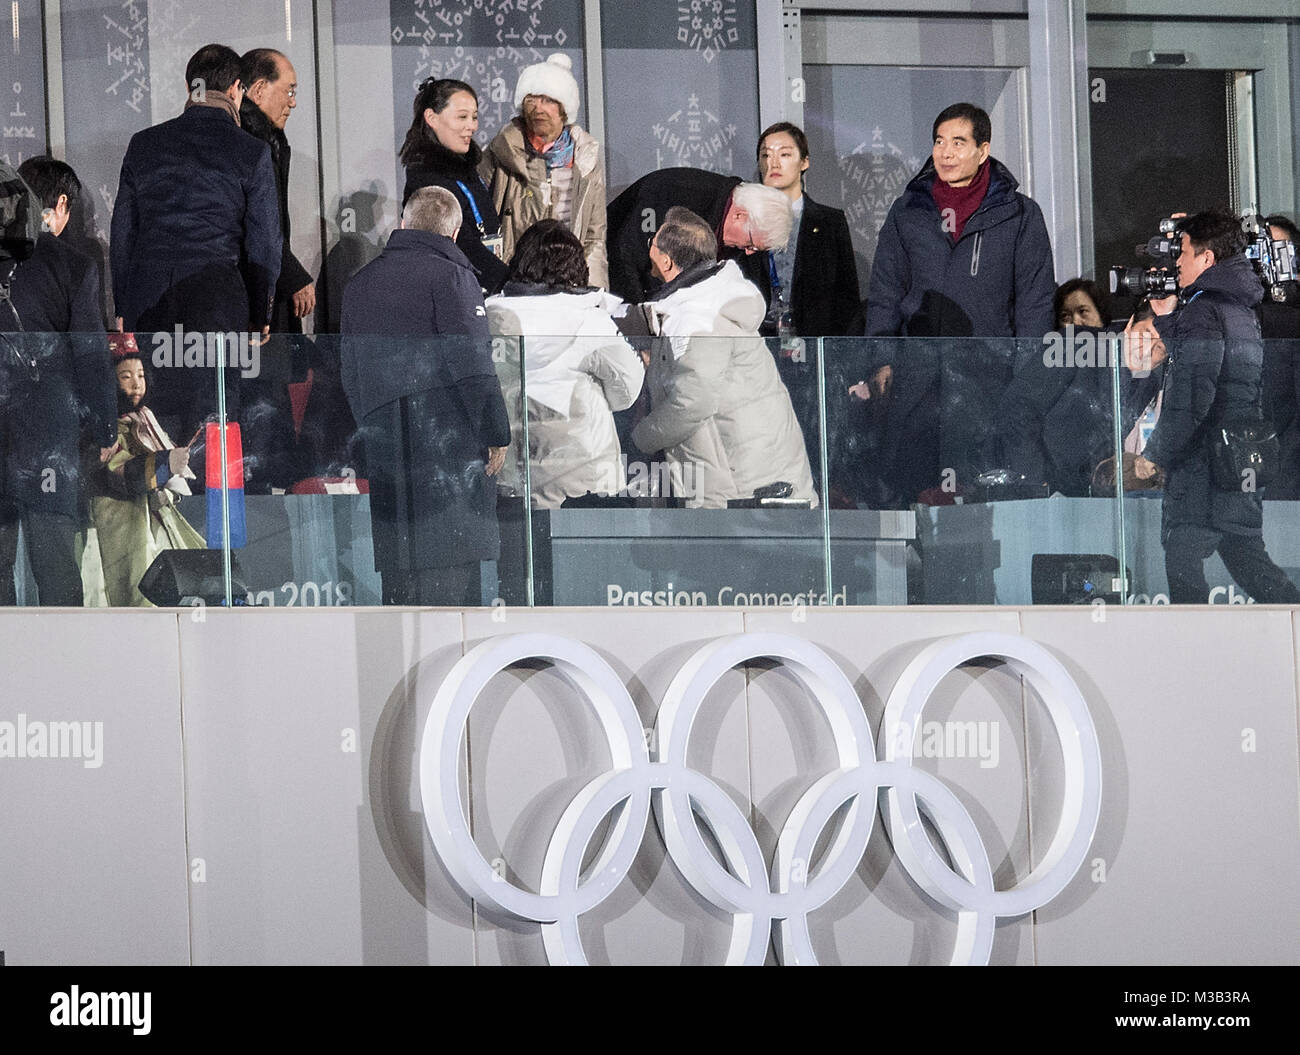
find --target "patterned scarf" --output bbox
[529,126,575,170]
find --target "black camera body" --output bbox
[1243,215,1298,302]
[1108,216,1183,299]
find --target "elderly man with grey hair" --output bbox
[606,168,792,305]
[630,206,816,508]
[340,185,511,605]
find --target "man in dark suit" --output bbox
[110,43,281,441]
[340,186,510,606]
[1,161,117,605]
[239,47,313,334]
[237,47,326,491]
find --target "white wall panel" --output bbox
[3,605,1297,965]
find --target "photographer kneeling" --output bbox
[1125,209,1300,604]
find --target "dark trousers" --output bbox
[0,505,83,606]
[1164,525,1300,604]
[381,562,481,606]
[872,347,942,507]
[135,263,248,450]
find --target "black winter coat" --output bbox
[110,104,281,331]
[2,233,117,518]
[864,157,1055,348]
[747,195,861,336]
[1258,300,1300,498]
[402,138,509,295]
[605,167,766,304]
[987,325,1151,495]
[340,229,510,571]
[239,98,314,334]
[1148,254,1268,538]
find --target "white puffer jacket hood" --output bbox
[485,287,644,507]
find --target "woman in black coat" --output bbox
[400,78,509,294]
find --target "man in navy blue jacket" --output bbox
[1129,209,1300,604]
[860,102,1055,504]
[340,186,510,606]
[110,43,281,442]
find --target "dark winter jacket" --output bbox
[1148,253,1268,537]
[987,325,1150,494]
[864,157,1055,350]
[605,167,767,305]
[340,229,510,571]
[110,104,281,331]
[747,195,861,336]
[239,97,314,333]
[1258,300,1300,498]
[2,233,117,518]
[402,138,509,294]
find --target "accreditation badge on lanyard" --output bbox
[456,179,504,258]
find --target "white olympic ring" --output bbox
[417,631,1102,965]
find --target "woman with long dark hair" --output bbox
[400,78,509,293]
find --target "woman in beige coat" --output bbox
[480,53,608,289]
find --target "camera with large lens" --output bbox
[1108,216,1182,298]
[1243,214,1298,303]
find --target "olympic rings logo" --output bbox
[418,631,1102,965]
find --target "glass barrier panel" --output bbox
[1119,333,1300,607]
[1,332,121,608]
[195,331,367,609]
[80,330,524,611]
[8,323,1298,613]
[823,335,1127,606]
[254,332,521,609]
[505,332,829,610]
[133,327,249,610]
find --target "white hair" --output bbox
[731,182,794,251]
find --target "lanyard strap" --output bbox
[454,180,486,233]
[766,250,783,302]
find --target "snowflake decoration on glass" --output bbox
[650,91,738,174]
[677,1,740,63]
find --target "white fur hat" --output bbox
[514,53,580,120]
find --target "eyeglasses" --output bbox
[739,222,763,254]
[250,80,296,99]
